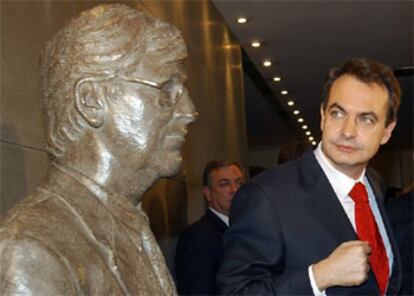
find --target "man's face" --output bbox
[203,165,244,216]
[320,74,396,179]
[104,64,197,177]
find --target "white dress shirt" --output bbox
[308,143,393,295]
[208,207,229,227]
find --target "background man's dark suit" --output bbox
[218,151,402,295]
[175,209,227,295]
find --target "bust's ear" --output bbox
[74,78,105,128]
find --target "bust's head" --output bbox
[40,4,196,178]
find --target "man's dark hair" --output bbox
[322,57,401,126]
[202,160,243,187]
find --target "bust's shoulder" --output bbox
[0,232,76,295]
[0,187,88,253]
[1,189,62,231]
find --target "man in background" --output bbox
[175,160,245,295]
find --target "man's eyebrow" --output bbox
[327,102,345,112]
[218,178,230,182]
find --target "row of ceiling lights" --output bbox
[237,17,317,146]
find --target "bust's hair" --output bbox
[40,4,187,158]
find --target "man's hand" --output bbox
[313,240,371,291]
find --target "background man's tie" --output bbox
[349,182,389,295]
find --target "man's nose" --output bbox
[174,88,198,124]
[342,117,357,138]
[229,182,238,195]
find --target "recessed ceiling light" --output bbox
[251,41,261,48]
[302,125,308,130]
[287,100,294,106]
[312,141,317,145]
[237,17,248,24]
[305,131,311,136]
[263,60,272,67]
[297,118,304,123]
[273,76,281,82]
[293,110,300,115]
[308,136,314,141]
[280,90,288,95]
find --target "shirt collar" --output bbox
[314,142,366,201]
[208,207,229,226]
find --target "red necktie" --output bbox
[349,182,389,295]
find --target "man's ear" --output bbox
[203,186,212,202]
[381,120,397,145]
[74,78,106,128]
[320,104,325,131]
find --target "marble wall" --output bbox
[1,0,248,275]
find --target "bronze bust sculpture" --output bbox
[0,4,197,295]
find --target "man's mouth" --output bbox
[335,144,358,153]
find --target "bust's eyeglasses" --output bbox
[120,76,163,89]
[119,75,184,107]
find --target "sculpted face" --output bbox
[147,70,197,177]
[203,165,244,216]
[320,74,396,179]
[101,62,197,178]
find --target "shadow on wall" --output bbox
[141,177,188,279]
[0,125,28,213]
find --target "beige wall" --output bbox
[1,0,248,274]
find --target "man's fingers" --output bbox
[341,240,362,246]
[359,241,372,254]
[341,240,371,253]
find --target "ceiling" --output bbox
[211,1,413,150]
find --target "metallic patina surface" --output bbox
[0,4,197,295]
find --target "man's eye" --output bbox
[330,110,344,119]
[236,180,244,188]
[359,116,375,124]
[218,181,230,187]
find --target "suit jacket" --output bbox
[175,209,227,295]
[217,150,402,295]
[0,166,175,295]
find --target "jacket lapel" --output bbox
[366,170,403,294]
[296,152,402,294]
[299,151,357,243]
[206,209,228,233]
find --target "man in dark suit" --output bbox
[175,160,245,295]
[218,58,402,295]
